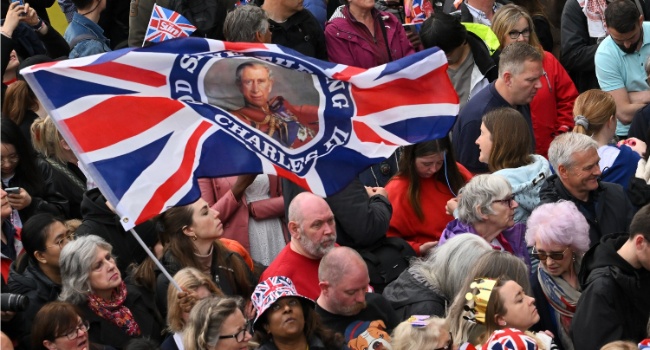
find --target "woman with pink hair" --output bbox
[525,201,590,350]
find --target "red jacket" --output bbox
[325,6,415,68]
[386,163,472,255]
[530,51,578,158]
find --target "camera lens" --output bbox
[0,293,29,312]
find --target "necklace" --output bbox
[194,244,214,258]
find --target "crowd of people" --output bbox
[2,0,650,348]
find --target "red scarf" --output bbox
[87,281,141,336]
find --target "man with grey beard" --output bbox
[259,192,336,300]
[315,247,399,336]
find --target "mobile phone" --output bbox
[5,187,20,194]
[11,0,25,6]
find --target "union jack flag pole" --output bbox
[129,228,182,292]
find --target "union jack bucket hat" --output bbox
[251,276,314,326]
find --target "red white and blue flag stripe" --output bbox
[144,4,196,44]
[21,38,458,230]
[486,329,538,350]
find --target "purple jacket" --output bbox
[440,219,532,271]
[325,6,415,69]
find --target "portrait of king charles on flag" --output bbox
[204,59,320,150]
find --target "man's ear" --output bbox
[634,234,647,251]
[288,221,300,240]
[557,163,569,180]
[318,281,330,294]
[502,71,513,86]
[254,31,265,43]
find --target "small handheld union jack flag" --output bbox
[144,4,196,45]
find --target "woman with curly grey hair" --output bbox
[526,201,590,350]
[59,235,164,349]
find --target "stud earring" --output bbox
[191,235,197,241]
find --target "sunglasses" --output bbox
[531,246,569,261]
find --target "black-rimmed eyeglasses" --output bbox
[507,28,531,40]
[218,321,250,343]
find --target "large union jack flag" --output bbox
[144,4,196,44]
[21,38,458,230]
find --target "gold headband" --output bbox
[463,278,498,324]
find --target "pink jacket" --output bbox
[325,6,415,68]
[198,176,287,251]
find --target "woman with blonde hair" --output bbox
[183,296,252,350]
[391,316,452,350]
[573,89,646,189]
[162,267,224,350]
[491,4,578,158]
[31,116,87,218]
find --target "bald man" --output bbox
[259,192,336,300]
[315,247,399,335]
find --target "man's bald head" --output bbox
[318,247,367,286]
[287,192,337,259]
[317,247,370,316]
